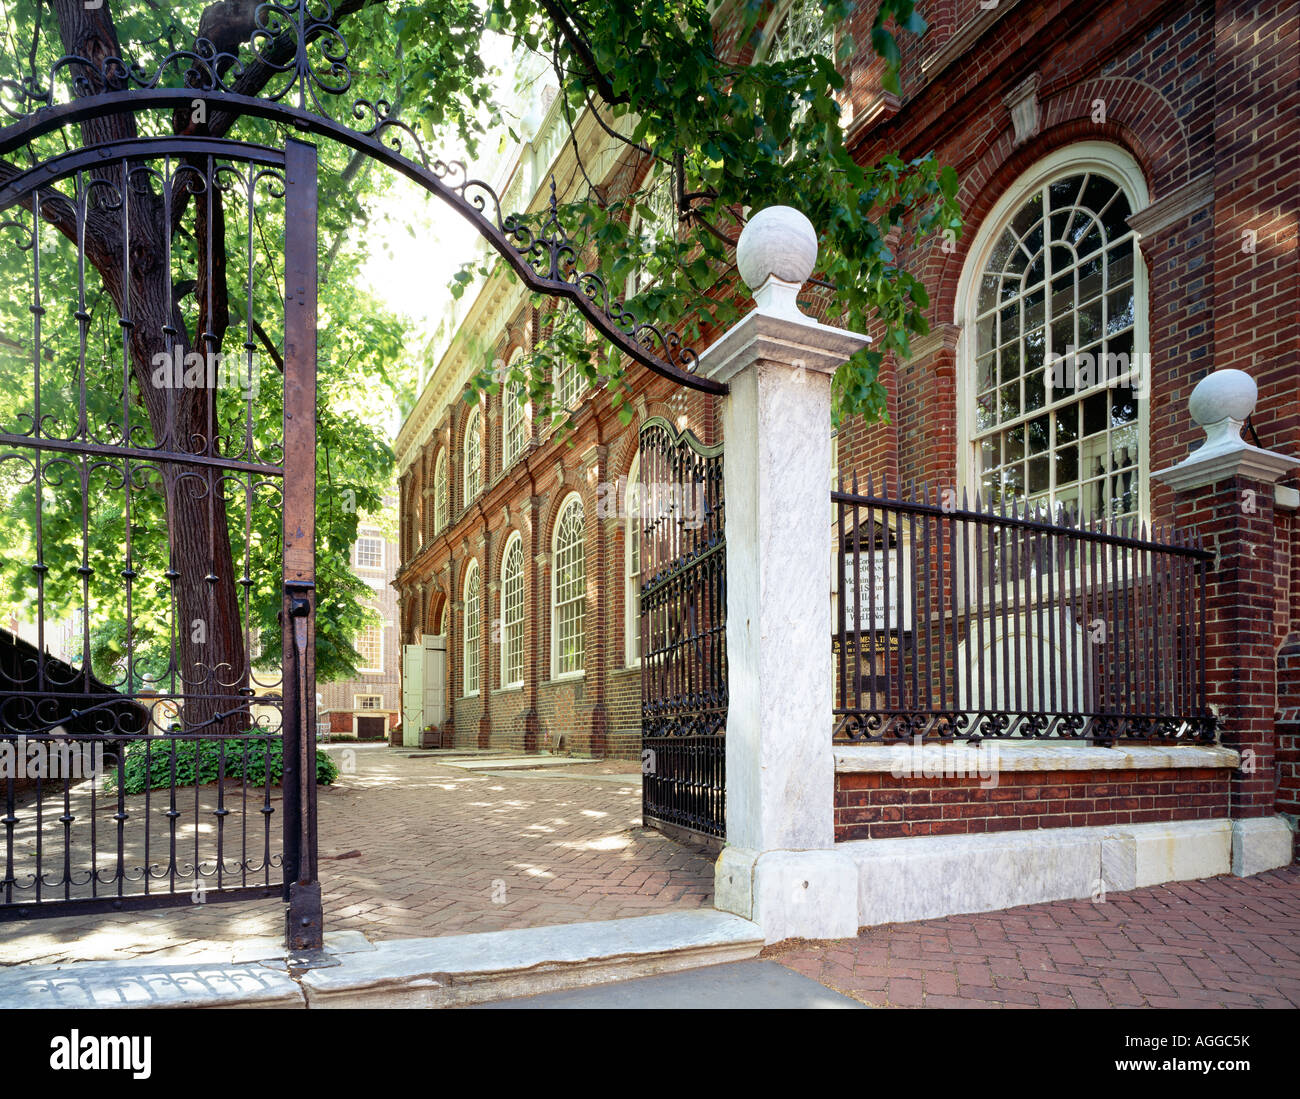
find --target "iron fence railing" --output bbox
[832,477,1215,745]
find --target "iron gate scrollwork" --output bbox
[639,417,726,841]
[0,1,720,946]
[0,137,318,923]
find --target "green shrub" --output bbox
[111,737,338,795]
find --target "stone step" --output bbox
[0,912,763,1009]
[298,910,764,1008]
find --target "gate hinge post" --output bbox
[695,207,868,944]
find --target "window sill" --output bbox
[492,684,525,695]
[546,671,585,686]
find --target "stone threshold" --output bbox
[835,742,1240,773]
[0,911,762,1010]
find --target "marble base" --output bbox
[1231,816,1295,877]
[714,847,859,944]
[832,819,1235,931]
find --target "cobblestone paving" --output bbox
[0,745,715,965]
[766,866,1300,1008]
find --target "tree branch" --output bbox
[536,0,629,107]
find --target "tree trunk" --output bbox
[51,0,250,733]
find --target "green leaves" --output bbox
[465,0,961,431]
[111,737,339,794]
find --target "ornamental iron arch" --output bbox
[0,1,722,948]
[0,0,722,394]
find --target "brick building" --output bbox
[320,501,401,740]
[395,0,1299,860]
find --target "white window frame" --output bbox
[433,449,448,534]
[757,0,844,135]
[629,168,676,297]
[462,559,481,696]
[353,532,384,571]
[353,693,383,711]
[763,0,836,64]
[502,348,530,467]
[500,532,525,689]
[550,492,586,679]
[624,454,642,667]
[355,621,384,674]
[954,142,1151,526]
[463,407,483,507]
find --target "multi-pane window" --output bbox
[463,407,483,505]
[768,0,837,136]
[971,169,1144,523]
[353,534,383,570]
[433,450,448,533]
[554,357,584,411]
[503,385,529,466]
[355,623,383,672]
[463,560,481,695]
[501,534,525,688]
[355,694,383,710]
[625,455,641,665]
[629,168,677,297]
[769,0,834,63]
[551,495,586,676]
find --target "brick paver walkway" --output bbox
[766,866,1300,1008]
[0,745,714,965]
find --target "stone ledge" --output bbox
[834,742,1240,774]
[0,958,307,1010]
[841,819,1235,928]
[299,910,763,1008]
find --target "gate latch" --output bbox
[285,580,315,618]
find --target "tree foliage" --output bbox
[0,0,957,709]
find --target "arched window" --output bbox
[959,144,1149,523]
[462,559,481,695]
[551,306,587,412]
[624,453,642,666]
[551,493,586,677]
[768,0,834,64]
[554,357,583,411]
[765,0,837,139]
[433,449,448,533]
[500,533,525,688]
[503,349,530,467]
[463,406,482,506]
[629,168,676,297]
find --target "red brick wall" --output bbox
[397,287,719,759]
[834,766,1232,840]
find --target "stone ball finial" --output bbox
[1188,368,1257,426]
[736,206,818,292]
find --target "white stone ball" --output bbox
[1188,368,1257,426]
[736,206,818,292]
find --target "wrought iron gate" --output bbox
[0,137,319,929]
[0,1,724,947]
[639,417,727,840]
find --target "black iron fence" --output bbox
[833,478,1215,744]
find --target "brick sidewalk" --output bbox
[0,746,714,965]
[766,866,1300,1008]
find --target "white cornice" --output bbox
[394,103,635,476]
